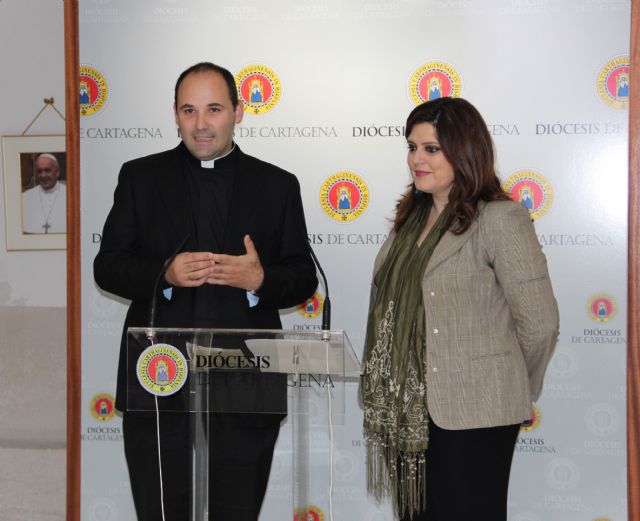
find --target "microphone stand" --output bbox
[306,240,331,341]
[146,234,190,344]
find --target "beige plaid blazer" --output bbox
[369,200,559,429]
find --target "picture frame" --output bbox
[2,135,66,251]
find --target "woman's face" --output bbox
[407,122,455,202]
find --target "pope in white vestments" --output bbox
[22,153,66,234]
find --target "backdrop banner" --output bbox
[79,1,630,520]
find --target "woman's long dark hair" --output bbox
[394,97,510,234]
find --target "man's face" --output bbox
[35,156,60,190]
[174,70,243,161]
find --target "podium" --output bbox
[127,327,360,520]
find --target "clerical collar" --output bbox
[182,142,237,170]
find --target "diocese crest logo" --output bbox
[79,65,109,116]
[596,55,630,110]
[136,343,187,396]
[585,403,619,437]
[548,349,580,380]
[90,393,116,421]
[236,64,281,115]
[320,171,369,222]
[502,170,553,221]
[409,61,462,105]
[90,291,118,318]
[544,458,580,491]
[587,294,618,323]
[298,291,324,319]
[520,404,542,432]
[294,505,325,521]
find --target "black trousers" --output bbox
[400,419,520,521]
[123,411,282,521]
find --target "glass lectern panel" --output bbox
[125,328,360,521]
[127,328,359,414]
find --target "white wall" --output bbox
[0,0,66,306]
[0,1,66,520]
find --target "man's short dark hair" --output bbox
[174,62,239,108]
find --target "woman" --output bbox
[361,97,559,521]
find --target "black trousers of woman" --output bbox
[123,411,281,521]
[400,419,521,521]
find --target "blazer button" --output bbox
[429,291,435,297]
[432,367,438,373]
[433,328,439,334]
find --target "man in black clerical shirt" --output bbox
[94,62,317,521]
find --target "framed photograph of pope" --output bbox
[2,135,66,250]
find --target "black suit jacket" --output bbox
[94,144,318,410]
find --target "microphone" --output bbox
[146,234,191,343]
[305,238,331,341]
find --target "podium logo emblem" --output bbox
[320,171,369,222]
[294,505,324,521]
[90,393,116,421]
[502,170,553,221]
[79,65,109,116]
[596,55,629,110]
[137,343,187,396]
[236,64,281,115]
[409,61,462,106]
